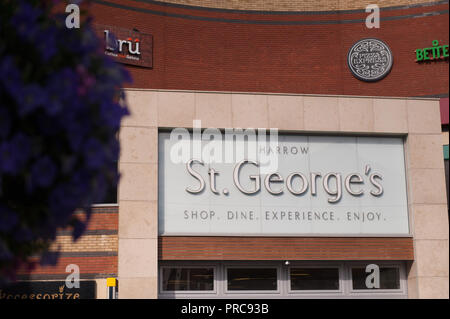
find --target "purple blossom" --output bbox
[100,101,130,129]
[48,185,79,224]
[83,138,106,169]
[0,240,13,261]
[72,219,86,241]
[35,26,58,62]
[31,156,57,188]
[0,107,11,139]
[0,205,18,232]
[0,56,22,98]
[0,0,131,280]
[46,68,80,115]
[39,250,59,266]
[17,84,48,116]
[10,2,42,40]
[0,133,31,174]
[104,136,120,162]
[13,227,34,242]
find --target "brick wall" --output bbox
[89,0,449,98]
[16,206,119,280]
[157,0,444,11]
[159,236,414,260]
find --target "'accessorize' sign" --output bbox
[0,281,96,299]
[158,132,409,236]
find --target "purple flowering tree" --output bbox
[0,0,130,284]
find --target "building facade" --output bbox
[8,0,449,299]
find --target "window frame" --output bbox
[157,261,408,299]
[158,264,218,296]
[224,264,281,295]
[347,262,406,295]
[287,263,344,295]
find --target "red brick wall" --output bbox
[159,236,414,260]
[16,256,117,278]
[73,207,118,231]
[16,206,118,280]
[89,0,449,97]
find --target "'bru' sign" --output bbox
[93,24,153,68]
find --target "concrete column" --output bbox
[118,90,159,298]
[405,99,449,299]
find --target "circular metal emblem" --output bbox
[347,38,393,82]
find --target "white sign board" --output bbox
[158,132,409,236]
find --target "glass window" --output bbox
[162,268,214,291]
[352,267,400,290]
[102,182,117,204]
[93,161,118,204]
[227,268,277,291]
[290,268,340,290]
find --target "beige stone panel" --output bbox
[373,99,408,133]
[95,279,108,299]
[118,277,158,299]
[417,276,449,299]
[119,201,157,239]
[406,261,419,299]
[157,91,196,127]
[118,238,158,278]
[122,90,158,127]
[408,134,445,169]
[407,279,419,298]
[195,93,232,128]
[303,96,339,131]
[415,240,449,277]
[442,131,449,146]
[231,94,268,128]
[118,163,158,201]
[119,127,157,164]
[407,99,441,134]
[412,205,449,240]
[408,169,447,204]
[268,95,304,130]
[338,97,374,132]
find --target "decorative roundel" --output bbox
[347,38,393,82]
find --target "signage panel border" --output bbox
[158,131,411,237]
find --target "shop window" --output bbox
[290,268,340,291]
[351,267,400,290]
[161,267,214,291]
[101,182,117,204]
[227,268,277,291]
